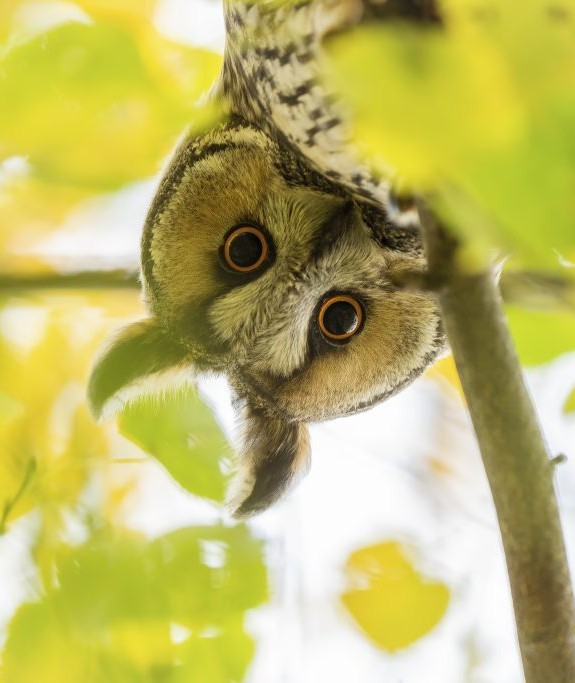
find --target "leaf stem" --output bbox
[0,458,36,534]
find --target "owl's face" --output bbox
[89,118,443,516]
[143,119,441,419]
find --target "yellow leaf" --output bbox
[73,0,158,23]
[328,6,575,264]
[107,619,175,671]
[0,391,23,423]
[342,541,450,652]
[426,355,463,399]
[0,172,91,255]
[2,526,266,682]
[0,295,141,531]
[0,22,221,189]
[328,24,523,185]
[442,0,575,107]
[563,387,575,415]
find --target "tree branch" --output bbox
[418,201,575,682]
[0,270,139,292]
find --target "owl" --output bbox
[88,0,444,517]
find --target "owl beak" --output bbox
[310,200,360,261]
[323,200,358,242]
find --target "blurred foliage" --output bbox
[0,176,89,272]
[1,0,575,680]
[0,5,264,682]
[119,389,230,504]
[330,0,575,371]
[329,0,575,269]
[506,306,575,366]
[0,297,113,533]
[341,541,450,652]
[0,292,266,681]
[0,22,219,189]
[1,525,267,683]
[429,303,575,381]
[0,0,221,256]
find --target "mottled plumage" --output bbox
[88,0,444,517]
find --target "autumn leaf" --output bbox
[328,4,575,269]
[119,387,230,504]
[0,22,221,190]
[506,306,575,366]
[341,541,450,652]
[1,525,268,683]
[0,295,139,531]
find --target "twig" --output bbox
[0,458,36,535]
[0,270,139,292]
[418,201,575,683]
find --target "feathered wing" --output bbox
[218,0,441,205]
[218,0,390,204]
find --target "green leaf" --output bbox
[341,541,450,652]
[0,390,23,423]
[171,619,255,683]
[1,526,268,683]
[328,6,575,268]
[0,22,221,189]
[119,387,230,503]
[328,23,522,185]
[506,305,575,366]
[459,114,575,267]
[0,310,111,529]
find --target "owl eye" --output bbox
[223,224,269,273]
[317,294,364,343]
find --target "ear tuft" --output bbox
[227,410,311,518]
[88,319,191,420]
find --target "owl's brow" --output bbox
[142,128,251,307]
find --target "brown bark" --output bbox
[419,202,575,683]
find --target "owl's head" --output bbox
[88,118,443,516]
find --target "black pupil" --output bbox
[323,301,358,336]
[229,231,263,268]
